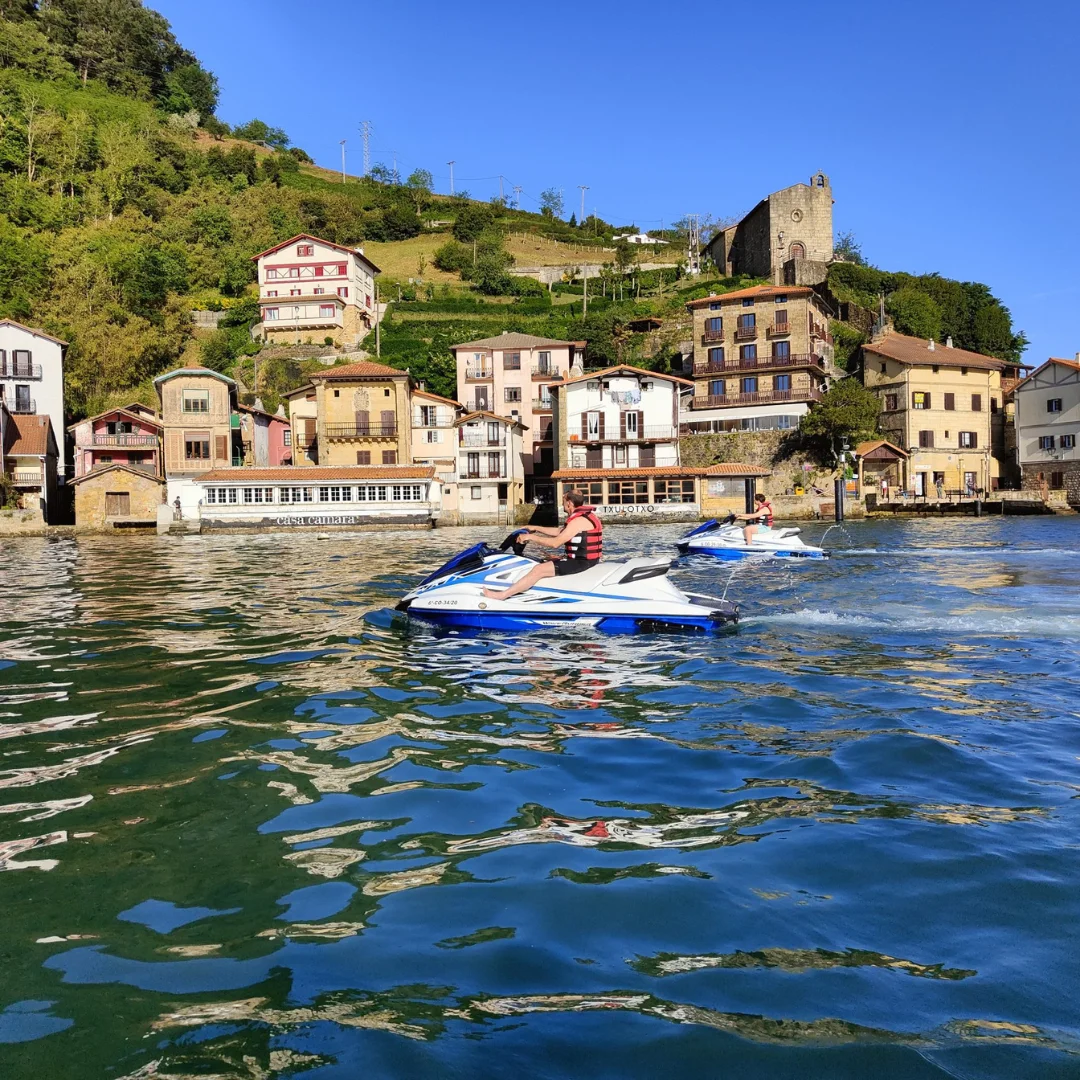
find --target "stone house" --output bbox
[253,234,380,347]
[683,285,834,433]
[704,174,834,285]
[2,406,60,522]
[451,332,587,504]
[1013,356,1080,504]
[72,463,164,531]
[69,404,162,479]
[0,319,68,480]
[861,331,1005,496]
[287,361,411,468]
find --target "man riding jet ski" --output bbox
[677,504,828,561]
[397,490,738,633]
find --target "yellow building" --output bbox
[72,462,163,531]
[288,361,411,467]
[862,331,1004,496]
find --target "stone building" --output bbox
[1014,356,1080,504]
[72,463,164,531]
[683,285,834,433]
[861,330,1005,496]
[704,174,834,285]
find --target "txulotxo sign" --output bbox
[594,503,701,517]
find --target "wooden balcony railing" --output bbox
[693,353,824,375]
[701,329,724,344]
[11,470,43,485]
[690,386,824,409]
[766,322,791,337]
[734,325,757,341]
[324,423,397,439]
[91,434,158,447]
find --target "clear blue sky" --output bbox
[155,0,1077,365]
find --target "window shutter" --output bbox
[925,393,931,409]
[944,393,955,410]
[638,410,644,437]
[356,409,369,433]
[215,435,227,463]
[381,409,394,432]
[970,432,978,449]
[598,413,606,440]
[581,414,588,440]
[971,394,982,412]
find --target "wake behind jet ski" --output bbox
[677,512,828,561]
[397,531,738,633]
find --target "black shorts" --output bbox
[553,558,598,577]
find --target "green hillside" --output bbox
[0,1,1027,423]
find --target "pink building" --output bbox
[238,401,292,466]
[68,403,163,479]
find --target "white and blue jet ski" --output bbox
[397,531,738,633]
[677,512,828,561]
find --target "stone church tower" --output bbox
[706,173,834,285]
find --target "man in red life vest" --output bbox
[482,489,603,600]
[739,492,773,545]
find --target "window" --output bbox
[290,289,301,297]
[266,290,278,297]
[471,486,482,500]
[105,492,130,516]
[624,411,639,438]
[242,487,255,503]
[503,352,521,369]
[382,450,397,464]
[297,244,313,256]
[912,392,930,410]
[1048,398,1063,413]
[880,362,886,373]
[959,431,978,448]
[284,430,292,446]
[608,480,649,504]
[185,438,210,459]
[737,313,756,329]
[393,485,423,501]
[705,317,722,333]
[741,377,758,393]
[313,287,325,295]
[1039,435,1056,450]
[265,308,279,321]
[317,487,330,502]
[960,367,968,375]
[741,299,754,308]
[918,430,934,448]
[356,450,371,465]
[504,387,521,403]
[709,379,725,397]
[334,389,340,398]
[884,393,898,411]
[337,287,349,298]
[991,398,999,414]
[971,393,982,412]
[772,340,790,359]
[709,301,723,310]
[537,351,552,373]
[1062,434,1076,449]
[226,488,238,504]
[614,444,626,463]
[182,390,210,413]
[739,344,757,361]
[654,479,696,503]
[425,430,439,444]
[1052,471,1065,489]
[708,347,724,365]
[586,412,601,438]
[319,304,336,318]
[932,365,939,374]
[944,393,955,411]
[775,374,791,391]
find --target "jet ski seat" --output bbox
[537,557,673,594]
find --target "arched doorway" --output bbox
[789,241,806,260]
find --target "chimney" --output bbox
[253,396,265,411]
[927,340,936,351]
[945,336,954,349]
[275,404,286,417]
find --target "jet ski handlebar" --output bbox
[498,529,530,555]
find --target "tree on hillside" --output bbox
[159,62,218,118]
[799,378,882,458]
[539,188,563,219]
[887,287,943,341]
[404,168,432,214]
[232,118,289,150]
[833,230,865,266]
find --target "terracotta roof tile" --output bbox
[4,413,54,456]
[311,360,408,380]
[250,233,382,273]
[195,466,434,483]
[451,332,578,351]
[71,463,163,486]
[862,332,1003,371]
[700,462,772,476]
[854,439,908,459]
[456,410,526,428]
[551,364,693,388]
[686,285,814,310]
[67,406,163,431]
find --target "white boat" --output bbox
[677,513,828,560]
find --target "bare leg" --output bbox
[743,524,758,544]
[483,560,556,600]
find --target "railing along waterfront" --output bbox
[693,353,824,375]
[324,423,397,439]
[690,386,824,409]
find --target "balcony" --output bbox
[1000,376,1021,395]
[0,362,42,380]
[11,470,43,486]
[766,321,791,337]
[690,386,823,409]
[693,353,824,375]
[459,470,507,480]
[91,434,159,447]
[532,364,561,379]
[324,423,397,439]
[90,461,158,476]
[734,325,758,341]
[532,399,553,411]
[575,425,679,443]
[810,322,833,344]
[9,398,36,414]
[459,432,507,447]
[413,415,455,428]
[701,329,724,344]
[465,367,493,381]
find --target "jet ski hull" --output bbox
[677,519,828,560]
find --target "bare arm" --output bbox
[527,519,591,549]
[525,524,563,537]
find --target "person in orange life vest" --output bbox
[482,490,603,600]
[739,492,773,544]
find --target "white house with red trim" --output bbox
[252,234,380,346]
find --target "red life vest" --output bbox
[757,500,773,526]
[564,506,603,561]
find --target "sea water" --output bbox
[1,518,1079,1079]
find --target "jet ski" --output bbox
[397,531,738,633]
[677,512,828,560]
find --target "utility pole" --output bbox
[578,185,588,224]
[359,120,372,176]
[339,140,346,184]
[686,213,701,275]
[447,160,456,195]
[499,175,504,202]
[513,185,522,210]
[391,149,398,182]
